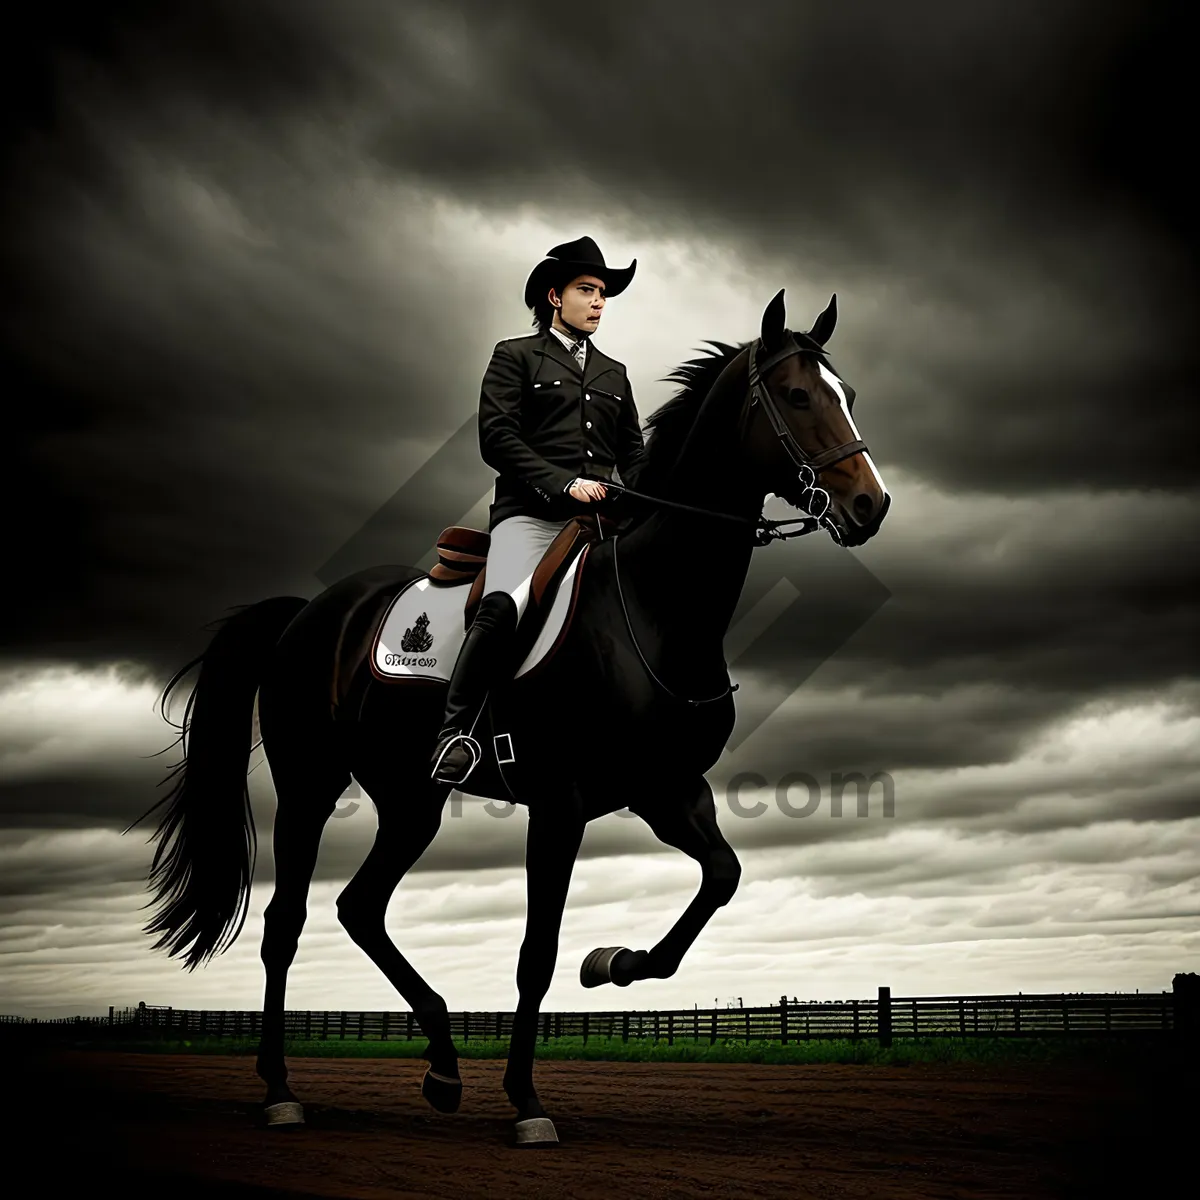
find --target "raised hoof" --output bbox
[514,1116,559,1147]
[422,1066,463,1114]
[580,945,631,988]
[263,1100,304,1127]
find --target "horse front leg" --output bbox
[502,790,586,1147]
[580,778,740,988]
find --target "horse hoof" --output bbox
[263,1100,304,1127]
[583,945,638,984]
[580,945,630,988]
[514,1116,559,1146]
[422,1066,463,1113]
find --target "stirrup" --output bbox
[430,732,483,783]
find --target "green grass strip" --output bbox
[24,1034,1173,1066]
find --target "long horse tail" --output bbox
[126,596,310,971]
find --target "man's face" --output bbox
[552,274,607,331]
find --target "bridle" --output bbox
[606,335,869,546]
[746,334,868,475]
[604,335,872,706]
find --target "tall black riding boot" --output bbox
[429,591,519,785]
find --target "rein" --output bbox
[603,480,820,546]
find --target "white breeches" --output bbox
[483,514,575,621]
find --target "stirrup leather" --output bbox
[430,731,483,782]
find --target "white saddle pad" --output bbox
[372,551,586,683]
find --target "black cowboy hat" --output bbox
[524,236,637,309]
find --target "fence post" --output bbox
[1175,973,1200,1045]
[711,1010,717,1045]
[108,1006,113,1027]
[583,1013,589,1045]
[780,996,789,1046]
[878,986,892,1048]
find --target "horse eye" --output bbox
[788,387,810,408]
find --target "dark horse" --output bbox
[130,288,889,1146]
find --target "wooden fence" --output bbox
[2,984,1189,1046]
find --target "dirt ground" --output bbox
[7,1045,1192,1199]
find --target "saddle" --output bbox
[427,512,618,633]
[331,510,618,718]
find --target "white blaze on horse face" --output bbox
[817,360,888,495]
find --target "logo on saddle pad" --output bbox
[400,612,434,653]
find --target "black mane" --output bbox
[630,339,751,499]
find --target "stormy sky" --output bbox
[3,1,1196,1017]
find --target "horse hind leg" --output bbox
[255,764,347,1127]
[335,769,462,1114]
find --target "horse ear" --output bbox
[807,293,837,346]
[761,289,786,350]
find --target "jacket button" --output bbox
[586,421,592,428]
[585,392,591,400]
[554,380,561,385]
[586,450,593,457]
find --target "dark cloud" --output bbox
[0,775,159,830]
[0,0,1197,994]
[3,0,1195,669]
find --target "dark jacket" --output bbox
[478,328,647,530]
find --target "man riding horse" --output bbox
[429,236,647,785]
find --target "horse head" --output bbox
[739,289,889,547]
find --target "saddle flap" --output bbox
[528,516,594,610]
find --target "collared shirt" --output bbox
[548,325,587,491]
[548,323,588,369]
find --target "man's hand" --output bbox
[567,478,607,502]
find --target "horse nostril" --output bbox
[853,493,875,522]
